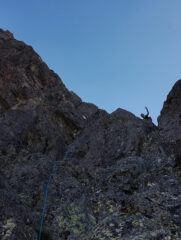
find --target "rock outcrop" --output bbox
[158,80,181,141]
[0,29,181,240]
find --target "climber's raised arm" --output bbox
[145,106,149,116]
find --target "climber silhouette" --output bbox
[141,106,152,122]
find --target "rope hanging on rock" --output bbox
[38,161,56,240]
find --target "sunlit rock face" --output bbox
[0,29,181,240]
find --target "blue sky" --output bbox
[1,0,181,124]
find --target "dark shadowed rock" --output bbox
[158,80,181,141]
[158,80,181,186]
[0,29,181,240]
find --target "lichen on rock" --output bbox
[0,28,181,239]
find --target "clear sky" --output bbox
[1,0,181,124]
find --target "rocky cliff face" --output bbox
[158,80,181,141]
[0,29,181,240]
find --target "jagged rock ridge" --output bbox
[0,29,181,240]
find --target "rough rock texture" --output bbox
[0,28,181,240]
[158,80,181,141]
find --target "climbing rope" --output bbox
[38,161,57,240]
